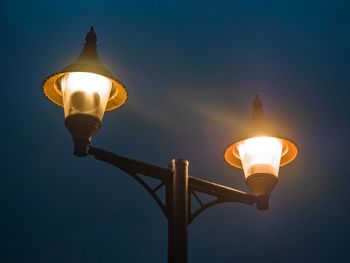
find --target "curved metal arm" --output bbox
[188,177,256,205]
[88,146,172,181]
[189,197,232,224]
[188,177,257,224]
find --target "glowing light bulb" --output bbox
[61,72,112,120]
[237,136,283,178]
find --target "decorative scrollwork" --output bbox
[188,190,231,224]
[122,168,169,218]
[88,146,172,219]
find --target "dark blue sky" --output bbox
[1,0,350,262]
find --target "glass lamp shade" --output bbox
[42,27,128,116]
[224,97,298,176]
[237,136,283,178]
[60,72,112,120]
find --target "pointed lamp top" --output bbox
[72,26,100,65]
[250,94,266,125]
[85,26,97,44]
[42,27,127,112]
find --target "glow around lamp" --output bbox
[42,27,127,156]
[224,96,298,209]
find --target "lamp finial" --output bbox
[251,94,265,122]
[85,26,97,45]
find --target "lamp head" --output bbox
[224,95,298,208]
[42,27,128,155]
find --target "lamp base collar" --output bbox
[65,114,101,156]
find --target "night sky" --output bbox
[1,0,350,262]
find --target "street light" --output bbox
[43,26,127,156]
[224,95,298,209]
[42,27,298,263]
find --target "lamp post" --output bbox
[42,27,298,263]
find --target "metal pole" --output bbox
[168,159,189,263]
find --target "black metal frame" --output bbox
[88,145,260,263]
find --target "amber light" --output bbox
[224,95,298,200]
[42,27,127,117]
[237,136,283,178]
[61,72,112,121]
[224,96,298,174]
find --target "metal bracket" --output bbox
[188,190,230,224]
[188,176,256,225]
[122,169,168,218]
[88,146,172,219]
